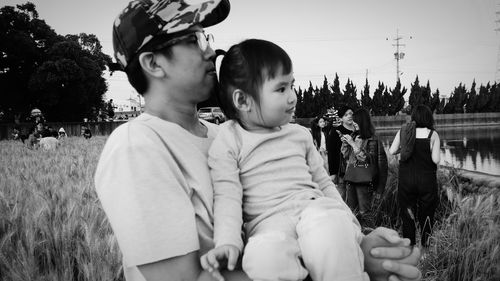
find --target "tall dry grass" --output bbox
[370,155,500,281]
[420,169,500,281]
[1,137,499,281]
[0,137,123,281]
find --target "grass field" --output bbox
[0,137,498,281]
[0,137,122,281]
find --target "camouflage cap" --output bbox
[113,0,230,69]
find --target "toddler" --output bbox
[201,39,368,281]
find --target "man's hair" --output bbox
[218,39,292,121]
[411,104,434,130]
[353,108,375,139]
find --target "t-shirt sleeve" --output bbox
[208,127,244,252]
[94,125,199,267]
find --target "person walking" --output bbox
[341,108,388,226]
[389,104,440,248]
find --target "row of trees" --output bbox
[0,3,112,123]
[295,75,500,118]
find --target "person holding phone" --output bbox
[327,104,356,200]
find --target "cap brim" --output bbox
[200,0,230,28]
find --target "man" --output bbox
[95,1,422,281]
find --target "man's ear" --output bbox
[138,52,165,78]
[232,89,253,112]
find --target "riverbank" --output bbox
[441,166,500,188]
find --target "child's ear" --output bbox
[232,89,253,112]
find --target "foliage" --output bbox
[386,79,406,115]
[369,157,500,281]
[371,82,386,116]
[0,137,123,281]
[292,73,500,118]
[420,169,500,281]
[0,2,112,123]
[360,79,372,111]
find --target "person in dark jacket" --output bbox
[326,104,355,200]
[340,108,388,225]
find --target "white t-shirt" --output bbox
[94,113,219,281]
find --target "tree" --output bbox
[360,79,372,112]
[429,88,440,113]
[465,80,477,113]
[342,79,359,110]
[476,83,491,113]
[386,79,406,115]
[0,2,111,122]
[302,82,315,117]
[330,73,342,106]
[295,87,305,118]
[371,82,386,116]
[313,76,332,116]
[444,83,467,114]
[0,3,60,122]
[487,83,500,112]
[408,76,424,111]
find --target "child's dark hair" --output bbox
[218,39,292,121]
[353,108,375,139]
[411,104,434,130]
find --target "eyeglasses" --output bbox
[152,31,214,53]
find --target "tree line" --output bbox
[295,74,500,118]
[0,2,112,123]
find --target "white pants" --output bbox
[242,197,369,281]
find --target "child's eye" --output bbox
[277,87,286,93]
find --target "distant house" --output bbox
[113,98,144,120]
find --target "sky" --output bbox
[3,0,499,106]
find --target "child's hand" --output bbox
[200,245,240,281]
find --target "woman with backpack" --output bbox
[389,104,440,248]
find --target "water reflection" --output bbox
[378,127,500,176]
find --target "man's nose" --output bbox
[206,45,216,61]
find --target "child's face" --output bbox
[246,69,296,130]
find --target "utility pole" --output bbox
[387,29,411,81]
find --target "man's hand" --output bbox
[200,245,240,281]
[362,227,422,281]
